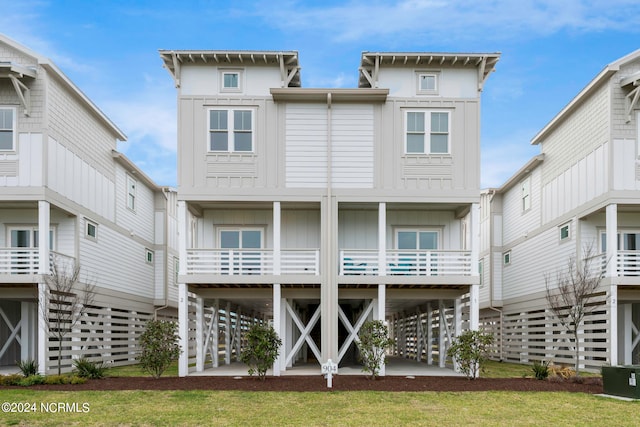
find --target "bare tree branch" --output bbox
[39,256,96,375]
[545,242,606,375]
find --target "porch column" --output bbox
[378,284,386,376]
[178,283,189,377]
[606,204,618,366]
[320,196,338,362]
[195,296,204,372]
[272,284,281,376]
[36,202,50,374]
[20,302,36,361]
[273,202,281,275]
[470,203,480,330]
[378,202,386,276]
[37,283,47,374]
[38,201,50,274]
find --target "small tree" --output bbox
[447,329,494,380]
[545,243,604,375]
[138,319,181,379]
[40,259,95,375]
[241,324,282,380]
[356,320,394,380]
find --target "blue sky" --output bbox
[2,0,640,188]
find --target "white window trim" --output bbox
[0,106,17,151]
[85,219,98,241]
[404,109,451,155]
[207,107,256,153]
[217,227,264,249]
[220,69,243,93]
[126,174,137,212]
[503,251,511,266]
[416,71,440,95]
[521,176,531,212]
[394,228,441,250]
[559,222,571,242]
[7,226,56,250]
[145,248,154,264]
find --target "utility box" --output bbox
[602,366,640,399]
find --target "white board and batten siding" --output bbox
[47,137,115,222]
[285,103,374,189]
[612,138,640,190]
[541,143,608,224]
[0,134,44,187]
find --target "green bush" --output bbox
[73,358,106,379]
[17,359,38,377]
[356,320,394,380]
[17,375,45,386]
[138,319,182,379]
[446,329,494,380]
[241,324,282,380]
[532,360,550,380]
[0,374,23,386]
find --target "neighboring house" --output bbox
[0,34,178,374]
[480,49,640,370]
[160,49,499,376]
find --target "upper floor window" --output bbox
[85,219,98,241]
[0,107,16,151]
[396,229,439,250]
[221,69,242,92]
[126,174,137,211]
[405,111,450,154]
[209,108,254,152]
[521,176,531,212]
[559,223,570,241]
[417,72,439,95]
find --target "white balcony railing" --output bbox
[340,249,472,276]
[586,251,640,278]
[186,249,319,276]
[0,249,76,275]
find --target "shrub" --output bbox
[548,364,575,379]
[532,360,550,380]
[17,359,38,377]
[356,320,394,380]
[446,329,494,380]
[17,375,45,386]
[138,319,182,379]
[73,358,106,379]
[241,324,282,380]
[0,374,23,386]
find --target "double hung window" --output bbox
[127,174,137,211]
[209,109,253,152]
[0,107,16,150]
[406,111,450,154]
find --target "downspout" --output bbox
[154,187,170,319]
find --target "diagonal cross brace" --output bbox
[285,302,321,366]
[0,307,22,359]
[337,301,374,364]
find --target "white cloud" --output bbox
[252,0,640,44]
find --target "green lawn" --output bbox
[1,360,618,426]
[0,389,637,426]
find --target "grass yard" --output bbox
[1,389,638,426]
[0,360,617,426]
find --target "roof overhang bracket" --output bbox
[8,74,31,116]
[166,52,181,88]
[622,74,640,122]
[279,54,299,87]
[359,67,374,87]
[477,56,487,92]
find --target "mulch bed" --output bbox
[13,375,603,393]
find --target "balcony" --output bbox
[185,249,320,275]
[585,251,640,278]
[0,250,75,275]
[340,249,472,276]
